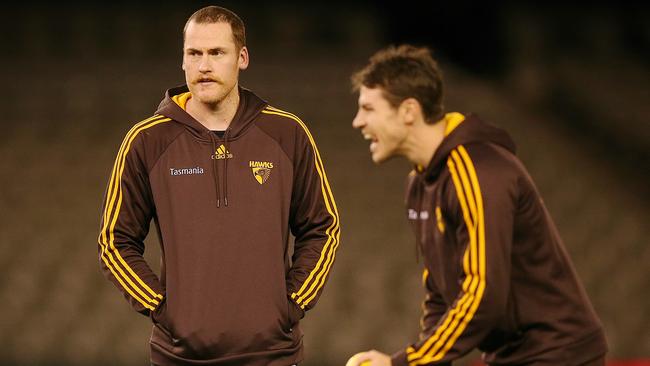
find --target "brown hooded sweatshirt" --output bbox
[98,85,340,366]
[391,113,607,366]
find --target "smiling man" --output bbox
[346,45,607,366]
[97,6,340,366]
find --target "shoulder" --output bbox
[441,142,523,209]
[257,105,313,137]
[121,114,186,149]
[256,106,327,166]
[446,142,521,183]
[123,114,179,142]
[119,114,184,169]
[256,106,320,156]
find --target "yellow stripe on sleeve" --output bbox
[419,268,430,330]
[428,146,486,362]
[261,106,340,309]
[407,153,477,364]
[100,115,162,245]
[407,146,486,365]
[98,116,169,309]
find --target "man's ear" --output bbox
[239,46,249,70]
[399,98,421,126]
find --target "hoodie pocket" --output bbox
[150,297,185,351]
[286,298,304,331]
[150,297,172,334]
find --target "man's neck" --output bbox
[186,86,240,131]
[403,118,447,168]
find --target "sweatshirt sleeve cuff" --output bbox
[391,349,409,366]
[288,297,305,325]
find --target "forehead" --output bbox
[358,86,390,106]
[184,21,236,49]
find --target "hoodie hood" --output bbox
[155,84,267,141]
[424,114,517,182]
[155,85,268,208]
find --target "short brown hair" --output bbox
[183,6,246,50]
[352,45,444,123]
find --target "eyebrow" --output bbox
[185,47,227,54]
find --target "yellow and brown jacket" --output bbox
[97,85,340,366]
[391,113,606,366]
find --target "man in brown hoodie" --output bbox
[345,45,606,366]
[98,6,340,366]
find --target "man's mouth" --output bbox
[196,78,218,85]
[363,134,378,152]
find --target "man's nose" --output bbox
[352,113,364,129]
[198,54,211,72]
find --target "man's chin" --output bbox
[371,150,400,165]
[371,152,388,165]
[193,93,225,106]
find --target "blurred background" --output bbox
[0,1,648,365]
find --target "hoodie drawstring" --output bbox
[210,135,221,207]
[223,130,230,207]
[210,131,231,208]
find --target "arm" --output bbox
[285,118,340,322]
[419,269,448,341]
[392,145,516,366]
[97,121,165,315]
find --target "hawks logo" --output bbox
[249,161,274,184]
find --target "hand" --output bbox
[345,350,391,366]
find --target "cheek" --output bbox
[217,62,239,78]
[378,117,395,137]
[382,122,404,144]
[182,56,196,67]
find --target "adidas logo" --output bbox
[211,144,233,160]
